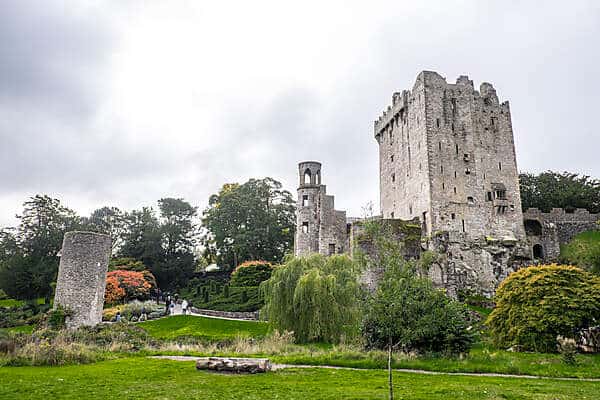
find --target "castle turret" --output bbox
[294,161,347,257]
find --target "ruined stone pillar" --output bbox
[54,231,112,329]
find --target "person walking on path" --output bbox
[169,300,175,315]
[165,295,171,315]
[181,299,188,315]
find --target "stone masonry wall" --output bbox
[523,208,600,261]
[54,231,112,329]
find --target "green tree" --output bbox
[0,195,80,302]
[83,206,127,253]
[202,178,295,269]
[560,231,600,274]
[487,264,600,352]
[357,217,473,400]
[519,171,600,213]
[261,254,362,343]
[119,207,165,284]
[17,195,81,258]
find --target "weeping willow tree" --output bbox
[260,254,362,343]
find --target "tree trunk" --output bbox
[388,338,393,400]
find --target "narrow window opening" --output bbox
[303,169,311,185]
[461,219,466,232]
[486,192,493,201]
[455,144,459,155]
[451,213,456,220]
[454,171,457,179]
[467,196,474,205]
[328,243,336,256]
[453,187,457,194]
[390,212,394,219]
[302,195,309,207]
[391,174,395,183]
[495,189,506,200]
[440,165,444,174]
[390,154,394,162]
[465,168,471,175]
[302,222,309,233]
[498,162,502,171]
[438,142,442,151]
[442,182,445,190]
[436,118,440,128]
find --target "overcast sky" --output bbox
[1,0,599,227]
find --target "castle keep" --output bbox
[375,71,525,242]
[294,71,599,296]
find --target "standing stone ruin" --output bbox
[53,231,112,329]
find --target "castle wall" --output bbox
[523,208,600,261]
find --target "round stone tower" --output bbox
[54,231,112,329]
[295,161,322,256]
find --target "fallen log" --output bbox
[196,357,271,373]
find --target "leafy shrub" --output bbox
[486,264,600,352]
[47,305,72,330]
[0,289,7,300]
[108,257,147,272]
[560,230,600,274]
[103,301,163,321]
[261,254,362,343]
[363,267,474,355]
[231,261,273,287]
[105,270,156,304]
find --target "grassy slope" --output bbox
[560,230,600,269]
[0,325,34,334]
[137,315,269,341]
[1,358,599,400]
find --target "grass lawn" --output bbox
[0,298,47,308]
[0,325,34,335]
[137,315,269,341]
[269,343,600,379]
[0,357,598,400]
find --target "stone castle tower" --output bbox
[374,71,529,294]
[294,161,347,256]
[375,71,525,242]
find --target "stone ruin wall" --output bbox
[523,208,600,262]
[53,231,112,329]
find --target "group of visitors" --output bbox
[164,294,191,315]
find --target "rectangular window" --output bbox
[462,219,466,232]
[302,195,309,207]
[436,118,440,128]
[391,174,395,183]
[328,244,336,256]
[440,165,444,174]
[498,162,502,171]
[486,192,493,201]
[451,213,456,220]
[453,187,457,194]
[438,142,442,151]
[455,144,459,155]
[495,190,506,200]
[302,222,309,233]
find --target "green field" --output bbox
[137,315,269,341]
[1,357,598,400]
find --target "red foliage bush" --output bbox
[104,270,156,304]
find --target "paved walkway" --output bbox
[162,301,256,321]
[149,355,600,382]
